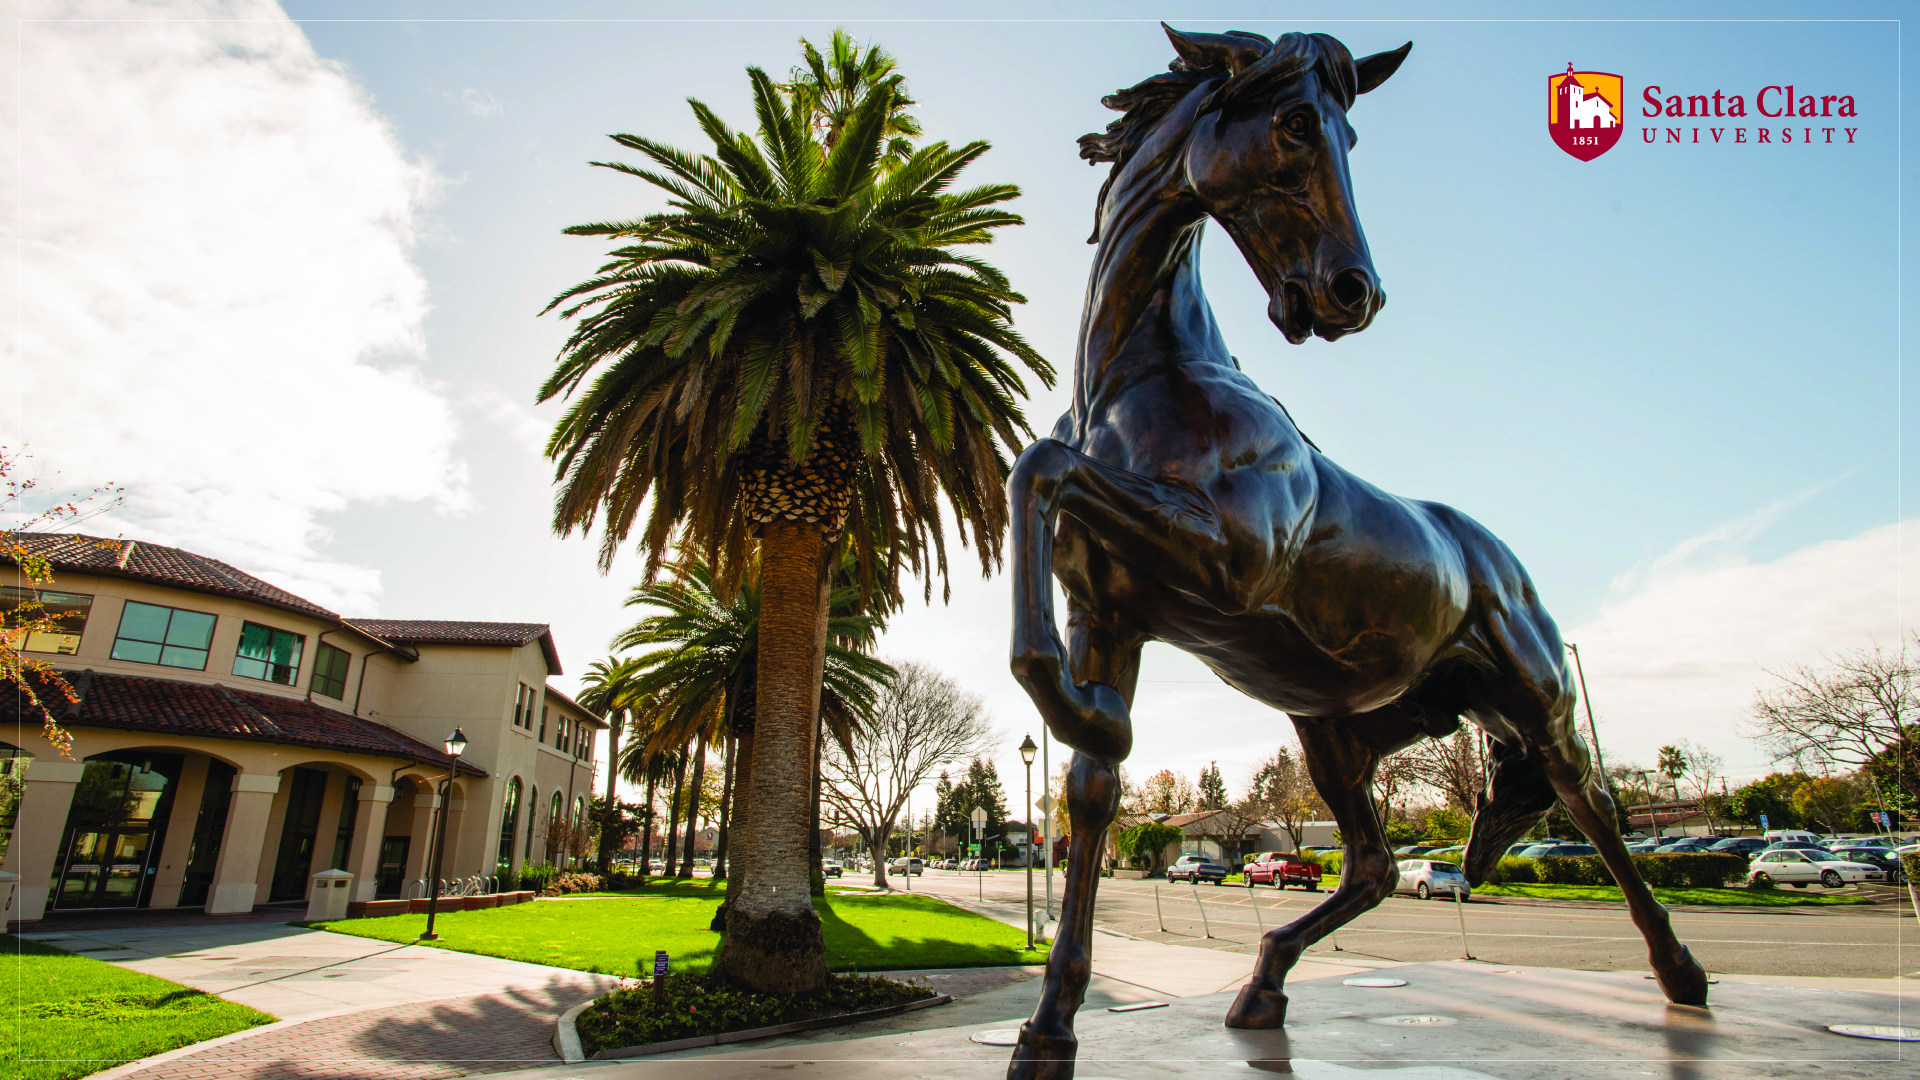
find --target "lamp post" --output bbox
[1635,768,1660,840]
[1020,734,1037,949]
[419,727,468,942]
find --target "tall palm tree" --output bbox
[576,657,644,876]
[542,37,1049,994]
[783,28,921,160]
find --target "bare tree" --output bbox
[1746,639,1916,770]
[1133,769,1198,815]
[1372,750,1418,825]
[1400,729,1489,812]
[820,661,994,888]
[1248,745,1325,853]
[1672,739,1727,831]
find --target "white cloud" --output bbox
[463,388,551,458]
[455,87,502,117]
[1566,516,1910,781]
[4,1,462,613]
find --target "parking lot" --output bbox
[903,868,1919,980]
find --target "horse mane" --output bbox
[1077,31,1357,242]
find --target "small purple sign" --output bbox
[653,950,669,976]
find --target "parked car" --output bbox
[1654,838,1716,853]
[821,860,844,878]
[1506,841,1556,856]
[1761,841,1824,853]
[1748,848,1886,888]
[1708,837,1768,856]
[1395,858,1471,901]
[1242,852,1324,891]
[1824,836,1893,850]
[1763,830,1823,846]
[1393,844,1454,857]
[886,857,924,875]
[1828,847,1905,882]
[1518,843,1599,858]
[1625,840,1662,853]
[1166,854,1229,884]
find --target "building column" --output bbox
[206,772,282,914]
[345,784,393,901]
[149,755,210,909]
[7,760,85,922]
[308,772,348,879]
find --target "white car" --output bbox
[1747,848,1886,888]
[1394,858,1471,901]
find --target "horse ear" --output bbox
[1356,42,1413,95]
[1162,23,1270,74]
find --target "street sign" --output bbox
[1759,814,1769,829]
[1037,795,1056,814]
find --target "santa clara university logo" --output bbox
[1549,63,1623,161]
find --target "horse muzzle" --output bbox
[1269,268,1383,344]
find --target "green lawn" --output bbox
[1,936,274,1080]
[1471,882,1877,907]
[316,880,1046,977]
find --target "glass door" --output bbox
[54,827,155,908]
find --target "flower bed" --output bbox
[575,972,935,1056]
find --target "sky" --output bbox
[5,0,1914,821]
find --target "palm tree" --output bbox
[783,28,922,160]
[576,657,645,876]
[614,555,893,887]
[541,35,1049,995]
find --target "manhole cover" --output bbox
[970,1029,1021,1046]
[1366,1015,1456,1027]
[1828,1024,1920,1042]
[1343,977,1408,988]
[1109,1001,1169,1012]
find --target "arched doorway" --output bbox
[496,777,521,877]
[51,751,183,909]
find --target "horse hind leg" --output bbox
[1479,619,1710,1006]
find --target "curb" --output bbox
[574,993,953,1061]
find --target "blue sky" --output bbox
[10,0,1912,809]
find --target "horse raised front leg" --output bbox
[1228,708,1423,1029]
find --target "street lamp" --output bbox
[420,728,468,942]
[1019,734,1038,949]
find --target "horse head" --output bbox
[1086,28,1410,345]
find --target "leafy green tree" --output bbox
[1863,724,1917,820]
[1197,762,1228,811]
[1724,772,1809,830]
[1791,775,1862,834]
[1116,821,1183,874]
[540,35,1049,995]
[1421,807,1470,841]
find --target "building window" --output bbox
[311,642,350,699]
[2,587,94,655]
[558,717,569,754]
[232,622,305,684]
[512,684,525,727]
[110,600,215,670]
[497,777,522,876]
[539,706,548,743]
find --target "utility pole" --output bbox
[1565,643,1608,779]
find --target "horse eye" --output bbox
[1284,115,1312,139]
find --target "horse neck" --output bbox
[1072,150,1234,426]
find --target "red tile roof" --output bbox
[6,533,337,621]
[27,669,486,775]
[347,620,562,675]
[540,684,605,727]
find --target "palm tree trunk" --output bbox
[664,752,686,874]
[714,734,735,880]
[713,520,830,995]
[679,731,710,877]
[598,711,624,877]
[809,714,825,896]
[724,726,754,903]
[638,764,656,878]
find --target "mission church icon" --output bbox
[1548,63,1623,161]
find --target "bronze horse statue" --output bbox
[1006,26,1709,1078]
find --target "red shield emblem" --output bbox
[1549,64,1623,161]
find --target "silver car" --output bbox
[1747,848,1884,889]
[1395,858,1471,901]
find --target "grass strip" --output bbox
[1,935,273,1080]
[317,881,1046,976]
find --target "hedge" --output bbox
[1525,852,1747,888]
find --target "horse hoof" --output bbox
[1224,983,1289,1029]
[1007,1023,1078,1080]
[1654,945,1709,1006]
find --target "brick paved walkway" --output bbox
[114,966,1035,1080]
[119,978,594,1080]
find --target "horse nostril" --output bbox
[1330,268,1373,313]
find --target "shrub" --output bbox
[1903,851,1919,882]
[1529,853,1746,889]
[577,972,933,1055]
[517,861,559,893]
[1489,856,1537,884]
[1115,822,1182,873]
[540,871,605,896]
[1308,850,1343,878]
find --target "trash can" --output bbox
[307,868,354,921]
[0,871,17,917]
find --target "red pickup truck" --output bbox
[1242,851,1324,891]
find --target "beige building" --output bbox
[2,533,603,922]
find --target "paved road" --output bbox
[899,869,1919,980]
